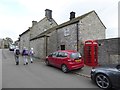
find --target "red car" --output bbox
[45,50,84,73]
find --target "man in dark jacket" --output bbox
[14,46,20,65]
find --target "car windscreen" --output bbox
[70,52,81,59]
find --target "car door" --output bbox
[51,52,58,66]
[55,52,68,68]
[47,53,54,65]
[55,52,62,68]
[48,52,56,65]
[116,65,120,88]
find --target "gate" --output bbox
[84,40,98,66]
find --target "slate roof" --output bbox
[19,29,30,37]
[30,10,106,41]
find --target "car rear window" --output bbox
[70,52,81,59]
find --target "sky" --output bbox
[0,0,119,41]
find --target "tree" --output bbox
[3,37,13,48]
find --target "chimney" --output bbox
[32,21,37,26]
[70,11,75,20]
[45,9,52,19]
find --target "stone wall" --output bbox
[47,30,58,55]
[30,38,44,59]
[56,24,78,51]
[19,31,30,52]
[79,12,105,42]
[97,38,120,65]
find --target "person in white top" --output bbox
[29,48,34,63]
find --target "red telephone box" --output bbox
[84,40,98,66]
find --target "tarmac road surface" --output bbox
[2,49,100,88]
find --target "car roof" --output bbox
[57,50,77,54]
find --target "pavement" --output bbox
[32,56,93,78]
[71,65,93,78]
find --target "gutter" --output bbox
[76,23,79,51]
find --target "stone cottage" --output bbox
[19,9,58,56]
[34,10,106,58]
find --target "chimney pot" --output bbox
[70,11,75,20]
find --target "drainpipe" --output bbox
[46,36,48,56]
[56,29,59,50]
[44,36,47,57]
[76,23,79,51]
[44,35,49,57]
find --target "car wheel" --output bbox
[61,64,68,73]
[45,60,50,66]
[95,74,112,89]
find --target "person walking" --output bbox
[29,48,34,63]
[22,47,29,65]
[14,46,20,65]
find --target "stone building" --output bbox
[0,38,13,48]
[0,39,3,49]
[14,38,20,47]
[19,9,58,57]
[34,10,106,58]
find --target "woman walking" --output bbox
[22,47,29,65]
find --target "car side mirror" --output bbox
[48,54,53,57]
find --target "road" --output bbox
[2,49,100,88]
[0,49,2,89]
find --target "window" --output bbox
[57,52,68,58]
[62,52,68,57]
[70,52,81,59]
[52,52,58,57]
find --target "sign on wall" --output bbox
[64,29,70,36]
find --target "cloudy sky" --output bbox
[0,0,119,41]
